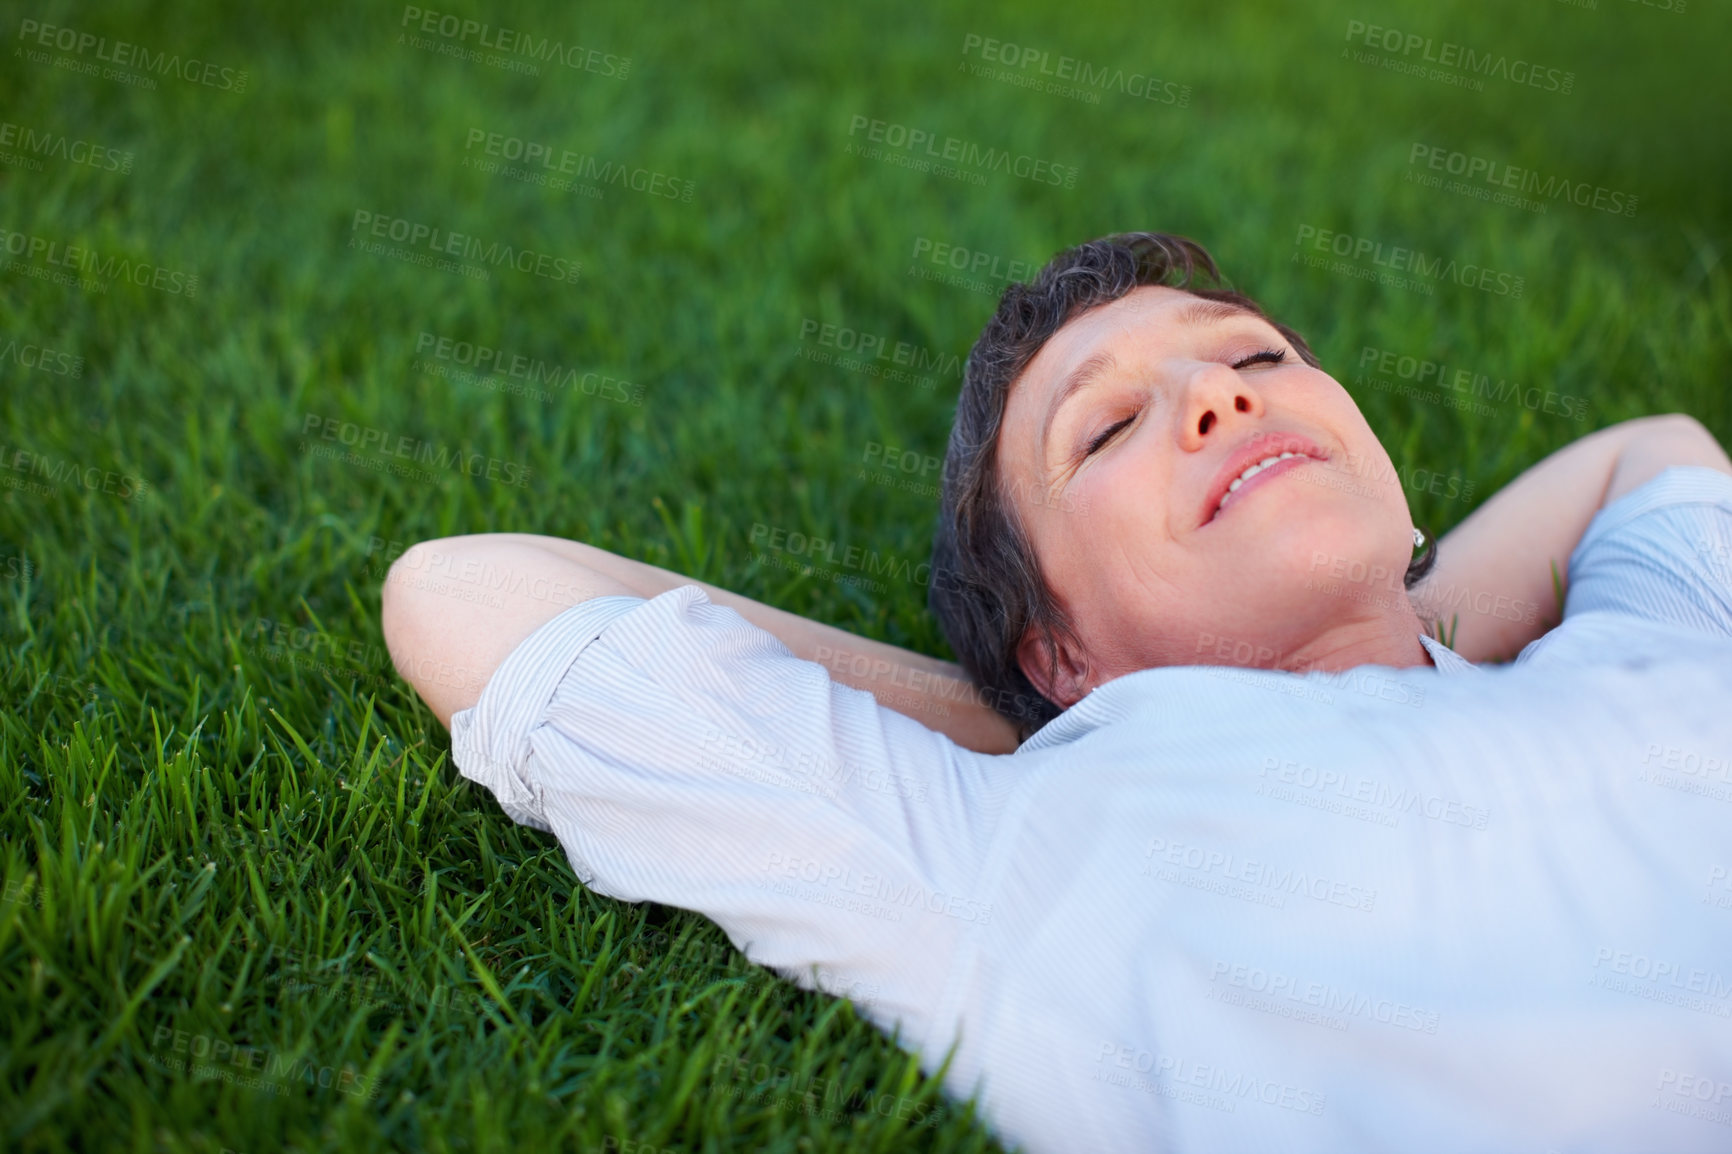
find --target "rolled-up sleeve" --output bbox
[449,594,644,834]
[1564,465,1732,635]
[448,583,1004,1049]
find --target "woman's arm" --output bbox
[1408,414,1732,663]
[382,533,1022,754]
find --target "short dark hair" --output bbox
[927,232,1437,741]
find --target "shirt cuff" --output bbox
[1573,466,1732,564]
[449,595,646,830]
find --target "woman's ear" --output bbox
[1015,624,1091,710]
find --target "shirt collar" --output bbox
[1018,633,1483,753]
[1418,632,1481,676]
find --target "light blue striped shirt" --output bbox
[452,466,1732,1153]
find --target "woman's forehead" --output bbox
[1021,285,1249,396]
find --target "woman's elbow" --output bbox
[379,533,636,726]
[379,535,502,725]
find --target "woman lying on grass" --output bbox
[383,234,1732,1154]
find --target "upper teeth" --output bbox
[1220,452,1304,509]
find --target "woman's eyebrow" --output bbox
[1172,298,1260,328]
[1040,350,1119,455]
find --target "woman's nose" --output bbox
[1179,363,1265,448]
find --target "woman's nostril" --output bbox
[1199,412,1215,435]
[1235,395,1250,413]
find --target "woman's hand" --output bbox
[1409,414,1732,663]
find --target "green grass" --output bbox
[3,0,1729,1149]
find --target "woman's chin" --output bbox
[1217,490,1381,566]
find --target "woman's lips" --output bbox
[1206,454,1314,523]
[1200,432,1329,528]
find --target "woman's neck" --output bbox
[1276,606,1435,673]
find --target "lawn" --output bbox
[2,0,1729,1150]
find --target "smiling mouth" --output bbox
[1207,451,1314,523]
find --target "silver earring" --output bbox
[1413,527,1426,549]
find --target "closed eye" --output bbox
[1084,414,1136,457]
[1081,348,1286,458]
[1233,348,1286,369]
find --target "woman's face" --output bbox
[995,285,1418,705]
